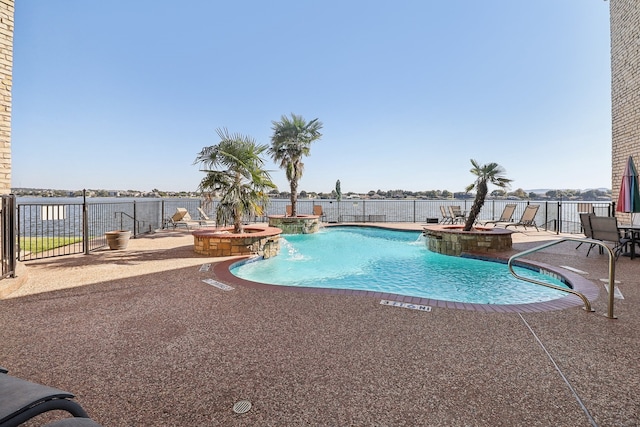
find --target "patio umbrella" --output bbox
[616,156,640,219]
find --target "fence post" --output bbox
[556,201,562,235]
[133,201,138,237]
[83,189,90,255]
[3,194,17,277]
[413,200,416,223]
[161,200,166,229]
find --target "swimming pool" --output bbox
[230,226,572,305]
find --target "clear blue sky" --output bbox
[11,0,612,194]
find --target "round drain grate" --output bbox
[233,400,252,414]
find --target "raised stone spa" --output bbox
[193,226,282,258]
[268,215,320,234]
[423,225,513,256]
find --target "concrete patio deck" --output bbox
[0,224,638,426]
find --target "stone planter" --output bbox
[105,230,131,250]
[423,225,513,256]
[267,215,320,234]
[193,226,282,257]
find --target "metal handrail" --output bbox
[115,211,145,237]
[507,237,617,319]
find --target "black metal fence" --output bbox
[2,195,615,265]
[16,195,203,261]
[259,199,614,233]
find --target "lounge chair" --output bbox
[196,207,217,226]
[481,204,517,226]
[0,368,102,426]
[589,215,630,259]
[449,206,466,224]
[439,206,454,224]
[494,204,540,231]
[167,208,201,229]
[313,205,326,221]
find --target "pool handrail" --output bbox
[507,237,617,319]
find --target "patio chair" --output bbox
[196,207,217,226]
[576,213,598,255]
[167,208,201,229]
[449,206,466,224]
[577,202,594,213]
[589,215,630,259]
[495,204,540,231]
[439,206,454,224]
[286,205,292,217]
[0,368,102,427]
[313,205,326,221]
[480,204,517,226]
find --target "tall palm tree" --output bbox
[269,113,323,217]
[464,159,512,231]
[194,128,275,233]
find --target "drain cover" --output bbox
[233,400,252,414]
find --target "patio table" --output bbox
[618,224,640,259]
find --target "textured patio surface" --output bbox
[0,224,638,426]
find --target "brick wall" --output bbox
[611,0,640,221]
[0,0,12,195]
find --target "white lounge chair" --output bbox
[197,207,217,226]
[494,205,540,231]
[167,208,201,229]
[481,204,517,226]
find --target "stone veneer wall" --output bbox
[268,216,320,234]
[193,228,281,258]
[611,0,640,222]
[423,226,513,257]
[0,0,12,194]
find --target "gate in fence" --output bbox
[1,194,16,279]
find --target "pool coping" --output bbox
[211,230,601,313]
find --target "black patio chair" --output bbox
[0,368,102,427]
[589,216,631,259]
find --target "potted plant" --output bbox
[105,230,131,250]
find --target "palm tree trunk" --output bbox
[290,180,298,217]
[234,172,244,233]
[464,182,488,231]
[234,208,243,233]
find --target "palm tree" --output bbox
[269,113,323,217]
[463,159,512,231]
[194,128,275,233]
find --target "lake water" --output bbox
[14,196,611,235]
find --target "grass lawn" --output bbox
[20,236,82,254]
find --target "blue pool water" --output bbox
[231,227,570,305]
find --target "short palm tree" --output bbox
[194,128,275,233]
[269,113,323,217]
[464,159,512,231]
